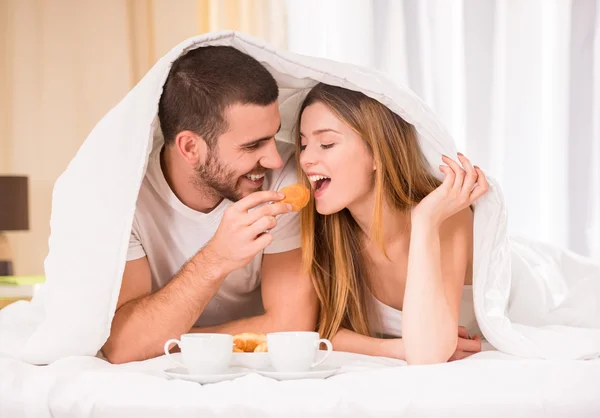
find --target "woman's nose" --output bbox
[299,145,316,168]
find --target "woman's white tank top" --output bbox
[368,285,480,338]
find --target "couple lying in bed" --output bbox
[101,45,488,366]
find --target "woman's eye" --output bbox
[299,144,307,151]
[321,143,335,149]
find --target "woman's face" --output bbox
[299,102,375,215]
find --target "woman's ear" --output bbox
[175,130,206,165]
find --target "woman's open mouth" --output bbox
[308,174,331,199]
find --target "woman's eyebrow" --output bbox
[299,128,341,138]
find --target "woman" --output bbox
[295,83,489,365]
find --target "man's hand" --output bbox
[448,326,482,361]
[202,191,292,275]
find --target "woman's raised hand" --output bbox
[412,153,489,227]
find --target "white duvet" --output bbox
[0,30,599,370]
[2,350,600,418]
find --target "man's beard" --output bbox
[193,150,242,202]
[193,149,263,202]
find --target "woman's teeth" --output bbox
[245,173,265,181]
[308,175,330,182]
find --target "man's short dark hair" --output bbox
[158,46,279,147]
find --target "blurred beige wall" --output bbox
[0,0,286,276]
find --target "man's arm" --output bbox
[102,190,292,364]
[191,248,318,334]
[101,251,227,364]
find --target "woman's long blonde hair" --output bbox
[295,83,441,340]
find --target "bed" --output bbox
[2,347,600,417]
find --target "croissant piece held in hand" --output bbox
[279,184,310,211]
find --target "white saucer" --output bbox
[231,352,271,369]
[254,365,340,381]
[164,366,249,384]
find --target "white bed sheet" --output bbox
[2,349,599,418]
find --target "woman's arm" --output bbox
[402,154,488,365]
[331,328,405,359]
[402,209,473,364]
[331,326,478,362]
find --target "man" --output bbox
[101,46,318,364]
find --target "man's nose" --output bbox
[260,141,284,170]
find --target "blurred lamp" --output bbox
[0,176,29,276]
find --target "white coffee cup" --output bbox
[163,333,233,374]
[267,331,333,373]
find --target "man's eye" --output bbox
[321,143,335,149]
[245,143,261,151]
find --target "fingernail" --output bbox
[457,152,464,156]
[286,204,293,211]
[474,165,480,170]
[442,154,448,158]
[278,192,285,198]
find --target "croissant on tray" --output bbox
[232,332,268,353]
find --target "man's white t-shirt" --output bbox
[127,141,301,328]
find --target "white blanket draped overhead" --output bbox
[0,31,599,365]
